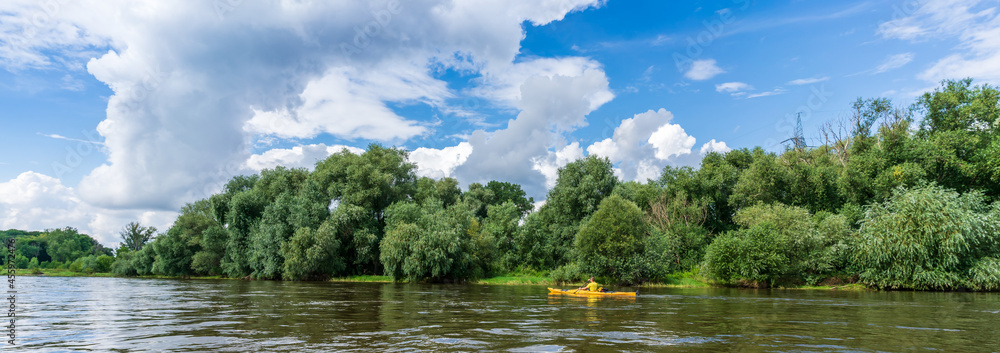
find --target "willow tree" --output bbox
[855,184,1000,290]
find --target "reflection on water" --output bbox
[13,276,1000,352]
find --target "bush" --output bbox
[704,225,788,286]
[702,203,835,286]
[112,250,136,276]
[68,258,83,272]
[95,255,114,273]
[112,247,155,276]
[549,263,585,284]
[654,224,711,274]
[855,184,1000,290]
[49,261,64,269]
[76,256,99,274]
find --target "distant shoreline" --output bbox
[18,269,870,291]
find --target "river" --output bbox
[12,276,1000,352]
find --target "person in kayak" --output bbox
[578,277,605,292]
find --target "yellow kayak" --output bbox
[547,287,637,297]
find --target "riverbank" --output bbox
[16,268,868,290]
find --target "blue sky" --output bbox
[1,0,998,245]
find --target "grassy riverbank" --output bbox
[15,269,867,290]
[14,268,115,277]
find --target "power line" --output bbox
[780,113,807,149]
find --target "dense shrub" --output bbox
[703,203,835,286]
[549,263,585,284]
[112,250,137,276]
[95,255,114,273]
[704,224,788,285]
[855,184,1000,290]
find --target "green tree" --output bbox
[512,211,555,270]
[45,227,97,263]
[380,200,478,281]
[312,144,416,224]
[191,225,226,275]
[729,151,791,211]
[249,192,297,279]
[535,156,618,266]
[458,180,533,221]
[575,195,656,285]
[647,190,711,272]
[415,177,461,207]
[151,199,216,277]
[120,221,156,252]
[917,78,999,134]
[280,220,344,281]
[221,189,267,278]
[481,201,523,272]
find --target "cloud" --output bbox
[244,65,441,141]
[60,74,85,91]
[453,63,614,198]
[873,53,915,74]
[649,123,697,160]
[585,108,724,182]
[716,82,787,99]
[532,142,585,189]
[684,59,725,81]
[245,144,364,171]
[470,57,612,110]
[746,88,787,98]
[0,0,606,211]
[409,142,473,179]
[39,133,105,145]
[651,34,671,46]
[700,139,731,154]
[877,0,986,41]
[0,171,176,246]
[787,76,829,85]
[877,0,1000,84]
[715,82,752,94]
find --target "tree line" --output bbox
[4,78,999,290]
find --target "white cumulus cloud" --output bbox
[453,63,614,198]
[246,144,364,171]
[585,108,724,182]
[0,0,606,213]
[684,59,725,81]
[0,171,176,246]
[409,142,474,179]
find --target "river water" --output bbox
[11,276,1000,352]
